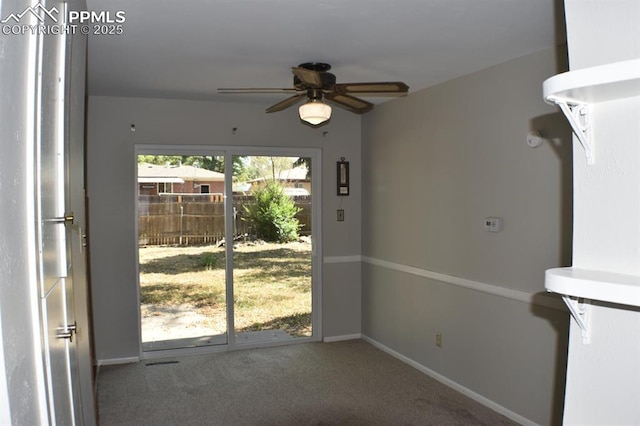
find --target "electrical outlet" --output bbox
[436,333,442,347]
[337,209,345,221]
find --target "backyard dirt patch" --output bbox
[139,240,312,343]
[140,303,223,342]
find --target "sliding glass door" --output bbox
[137,147,321,354]
[231,155,314,345]
[137,153,228,351]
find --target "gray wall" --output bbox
[361,47,572,424]
[87,96,362,361]
[88,47,571,423]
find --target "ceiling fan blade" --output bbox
[334,82,409,96]
[291,67,323,87]
[218,88,299,94]
[324,92,374,114]
[265,93,307,113]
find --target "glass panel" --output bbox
[137,154,227,351]
[232,155,313,344]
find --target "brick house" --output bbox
[138,163,225,195]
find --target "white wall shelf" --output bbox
[543,58,640,165]
[546,267,640,307]
[545,267,640,344]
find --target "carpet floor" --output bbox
[97,339,517,425]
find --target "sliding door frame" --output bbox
[135,144,322,358]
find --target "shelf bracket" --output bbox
[562,295,591,344]
[547,96,594,165]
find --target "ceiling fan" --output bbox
[218,63,409,126]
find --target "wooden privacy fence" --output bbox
[138,194,311,246]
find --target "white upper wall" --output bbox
[560,1,640,424]
[0,0,49,421]
[564,0,640,69]
[564,0,640,275]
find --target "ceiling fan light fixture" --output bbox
[299,100,332,125]
[219,62,408,124]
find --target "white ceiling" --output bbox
[86,0,565,107]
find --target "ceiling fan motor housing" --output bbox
[299,62,332,72]
[294,62,336,90]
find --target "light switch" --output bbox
[484,217,502,232]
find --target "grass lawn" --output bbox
[138,240,312,338]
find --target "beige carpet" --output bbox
[97,340,517,425]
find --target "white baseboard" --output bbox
[96,356,140,366]
[361,334,537,426]
[323,333,362,342]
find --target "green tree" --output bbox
[137,155,183,166]
[137,154,247,176]
[243,156,295,181]
[181,156,224,172]
[243,181,301,243]
[233,156,260,183]
[293,157,311,179]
